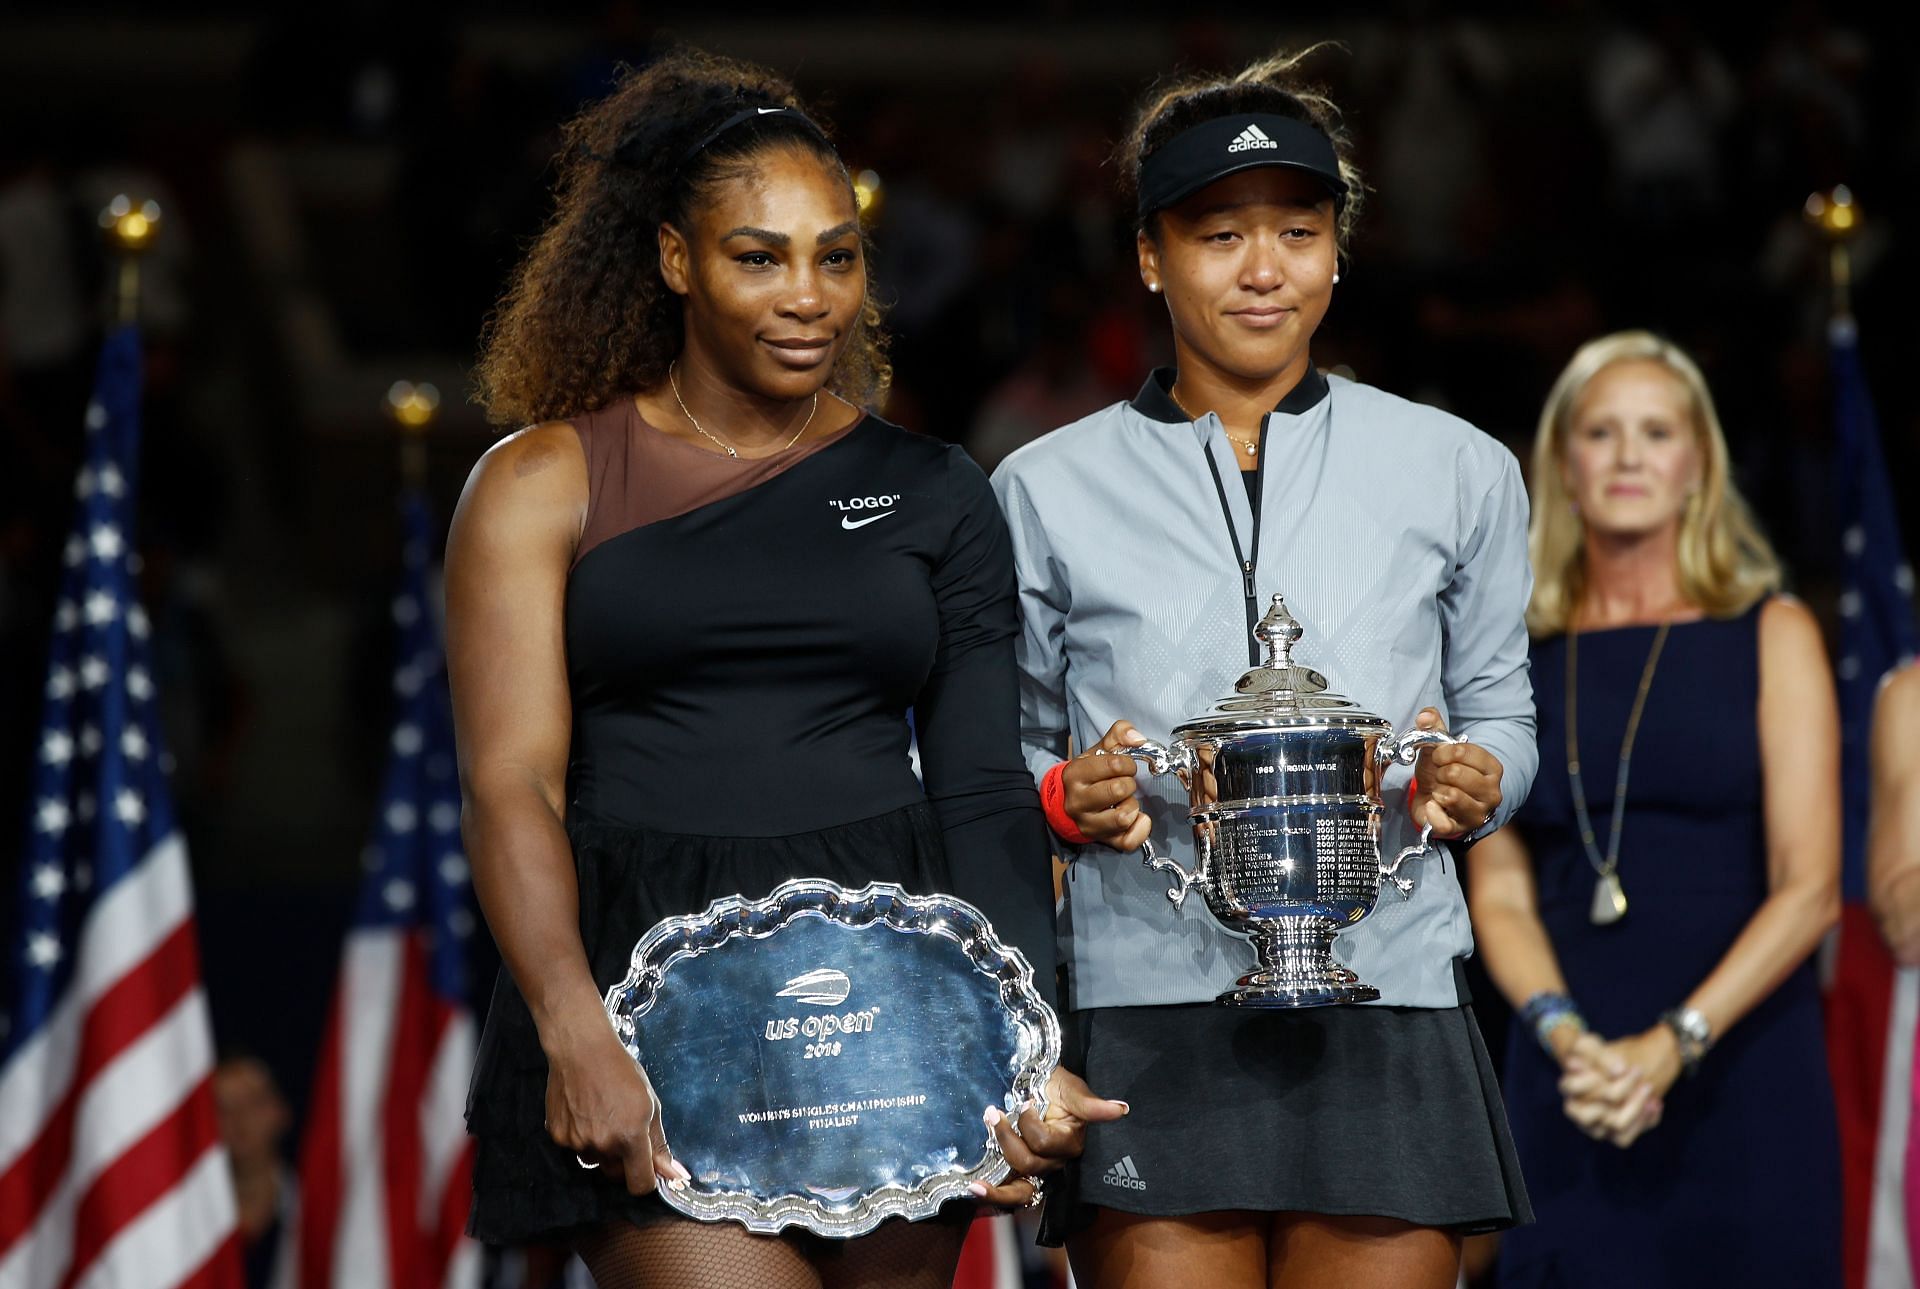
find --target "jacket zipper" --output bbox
[1201,422,1265,666]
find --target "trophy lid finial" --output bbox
[1253,594,1304,669]
[1186,592,1389,731]
[1233,593,1330,701]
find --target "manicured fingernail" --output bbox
[983,1106,1003,1127]
[968,1182,988,1197]
[669,1159,692,1182]
[1114,1100,1131,1115]
[666,1177,687,1192]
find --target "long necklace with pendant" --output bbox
[1565,619,1671,926]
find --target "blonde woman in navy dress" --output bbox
[1468,331,1842,1287]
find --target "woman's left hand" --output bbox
[970,1067,1129,1208]
[1596,1026,1682,1112]
[1559,1026,1680,1149]
[1409,708,1504,839]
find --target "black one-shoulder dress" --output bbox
[464,398,1056,1241]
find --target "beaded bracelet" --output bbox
[1519,990,1588,1055]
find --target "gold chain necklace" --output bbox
[1565,619,1672,926]
[1168,383,1259,457]
[669,362,818,459]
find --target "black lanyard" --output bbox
[1202,431,1265,667]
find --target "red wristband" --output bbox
[1041,761,1092,845]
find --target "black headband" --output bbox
[1136,114,1345,222]
[678,104,830,165]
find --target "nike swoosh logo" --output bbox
[841,511,896,530]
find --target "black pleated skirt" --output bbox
[465,804,953,1244]
[1037,994,1532,1245]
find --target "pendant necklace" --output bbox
[1565,618,1671,926]
[669,362,818,459]
[1169,384,1259,457]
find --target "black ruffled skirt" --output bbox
[1037,994,1532,1245]
[466,804,952,1244]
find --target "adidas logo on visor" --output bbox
[1227,123,1279,154]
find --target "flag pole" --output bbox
[1804,185,1860,325]
[98,194,161,327]
[2,191,249,1288]
[1810,178,1920,1289]
[297,381,480,1289]
[386,380,442,492]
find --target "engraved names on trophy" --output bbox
[1212,819,1309,910]
[1311,813,1380,908]
[1203,805,1382,920]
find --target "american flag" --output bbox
[295,493,480,1289]
[952,1215,1030,1289]
[0,325,245,1288]
[1819,315,1920,1289]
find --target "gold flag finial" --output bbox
[98,195,162,326]
[853,168,883,224]
[386,381,442,489]
[1804,186,1862,321]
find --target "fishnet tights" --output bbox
[574,1213,970,1289]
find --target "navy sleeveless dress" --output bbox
[1498,604,1841,1287]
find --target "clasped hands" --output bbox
[1550,1024,1683,1149]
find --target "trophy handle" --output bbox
[1115,738,1188,779]
[1377,726,1466,767]
[1381,823,1436,897]
[1113,740,1204,905]
[1376,726,1470,897]
[1140,835,1207,906]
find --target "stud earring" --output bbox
[1332,272,1342,284]
[1148,282,1161,293]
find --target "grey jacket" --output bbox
[990,368,1536,1009]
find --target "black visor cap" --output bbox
[1136,114,1345,223]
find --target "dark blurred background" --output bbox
[2,2,1915,1121]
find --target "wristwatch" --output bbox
[1660,1006,1713,1075]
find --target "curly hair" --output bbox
[1120,44,1366,255]
[474,49,889,427]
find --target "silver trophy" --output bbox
[1115,595,1465,1007]
[601,879,1059,1237]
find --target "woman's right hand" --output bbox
[1063,721,1154,851]
[544,1023,690,1196]
[1554,1030,1663,1149]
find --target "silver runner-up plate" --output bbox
[602,878,1060,1237]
